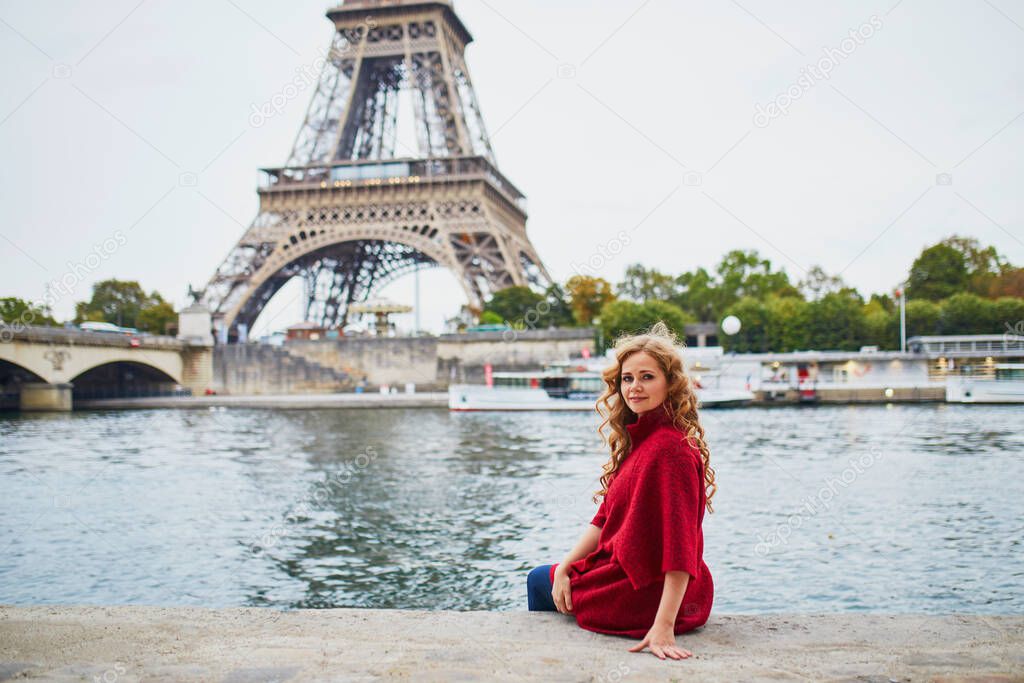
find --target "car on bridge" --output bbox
[79,321,143,346]
[79,321,139,335]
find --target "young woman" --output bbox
[526,322,716,661]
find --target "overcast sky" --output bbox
[2,0,1022,336]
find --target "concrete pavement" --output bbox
[1,606,1022,682]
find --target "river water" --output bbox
[1,403,1021,613]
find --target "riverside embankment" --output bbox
[74,392,448,410]
[1,607,1022,682]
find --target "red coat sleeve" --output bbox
[613,437,702,591]
[590,499,608,528]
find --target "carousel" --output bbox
[348,298,413,337]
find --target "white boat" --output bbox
[448,348,755,411]
[945,363,1024,403]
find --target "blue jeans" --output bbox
[527,564,557,611]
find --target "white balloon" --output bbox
[721,315,741,335]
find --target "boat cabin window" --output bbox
[996,366,1024,380]
[494,376,533,388]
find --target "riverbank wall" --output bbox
[1,606,1020,681]
[75,392,448,410]
[283,327,597,390]
[212,344,353,395]
[206,328,596,395]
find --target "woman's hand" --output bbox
[551,566,573,614]
[628,621,692,660]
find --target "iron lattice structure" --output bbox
[200,0,551,340]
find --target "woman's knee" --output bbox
[526,564,550,590]
[526,564,555,611]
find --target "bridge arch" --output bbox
[0,354,53,385]
[0,358,47,381]
[0,359,49,408]
[0,358,53,410]
[57,349,183,387]
[69,360,182,400]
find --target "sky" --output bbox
[1,0,1022,337]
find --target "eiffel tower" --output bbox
[199,0,552,342]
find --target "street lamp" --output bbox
[893,284,907,352]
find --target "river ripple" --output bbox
[1,403,1021,613]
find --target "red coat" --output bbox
[551,403,713,638]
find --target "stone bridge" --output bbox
[0,325,212,411]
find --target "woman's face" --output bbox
[620,351,668,416]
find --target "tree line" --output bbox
[4,235,1022,350]
[480,235,1024,352]
[1,279,177,334]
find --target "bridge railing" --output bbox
[907,334,1024,356]
[2,325,188,350]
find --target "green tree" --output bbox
[798,265,847,301]
[478,310,503,325]
[599,301,646,342]
[542,283,575,327]
[867,293,895,315]
[715,249,800,305]
[482,286,544,324]
[942,235,1005,272]
[614,249,804,324]
[566,275,615,326]
[136,300,177,334]
[906,243,969,301]
[599,300,691,343]
[670,267,718,322]
[721,297,770,352]
[638,301,692,337]
[74,280,178,334]
[941,235,1007,296]
[601,238,1024,352]
[616,264,678,302]
[0,297,59,327]
[763,295,811,352]
[993,297,1024,336]
[806,289,867,350]
[74,279,167,329]
[905,299,941,337]
[862,297,896,349]
[939,293,997,335]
